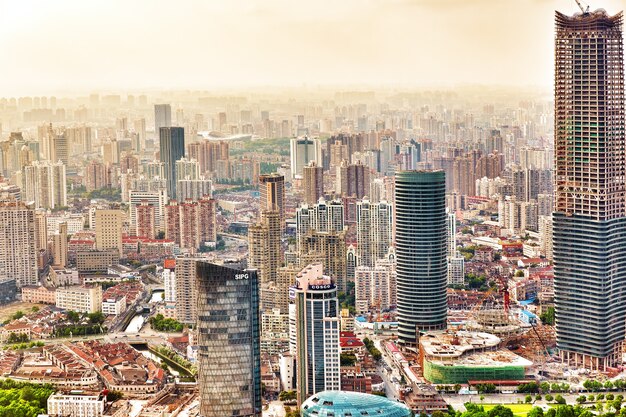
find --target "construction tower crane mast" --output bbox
[574,0,590,14]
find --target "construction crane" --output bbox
[574,0,590,14]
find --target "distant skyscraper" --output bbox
[302,161,324,205]
[0,201,37,287]
[336,160,370,199]
[292,263,340,405]
[154,104,171,139]
[22,160,67,209]
[290,137,322,177]
[259,173,285,228]
[159,127,185,198]
[395,171,447,345]
[196,262,261,417]
[554,9,626,370]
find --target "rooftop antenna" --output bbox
[574,0,590,14]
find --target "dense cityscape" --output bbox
[0,1,625,417]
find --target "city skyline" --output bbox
[1,0,624,96]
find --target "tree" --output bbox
[536,395,542,401]
[486,405,514,417]
[88,312,105,324]
[31,306,39,313]
[540,382,550,393]
[525,395,533,404]
[576,395,586,404]
[606,381,615,391]
[12,311,24,320]
[454,384,462,393]
[555,405,574,417]
[539,307,554,326]
[545,394,554,402]
[555,395,566,405]
[528,407,544,417]
[588,395,595,402]
[607,394,615,401]
[66,311,81,323]
[340,353,357,366]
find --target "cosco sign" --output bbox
[310,284,332,290]
[235,273,249,280]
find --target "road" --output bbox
[264,400,287,417]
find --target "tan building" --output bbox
[175,257,201,324]
[302,161,324,205]
[76,250,120,273]
[95,210,123,255]
[0,201,38,287]
[248,210,281,286]
[21,285,57,304]
[56,285,103,313]
[52,222,68,268]
[259,173,285,229]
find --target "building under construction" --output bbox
[553,8,626,370]
[419,331,532,384]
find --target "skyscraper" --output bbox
[0,201,37,288]
[154,104,171,139]
[196,262,261,417]
[259,173,285,228]
[159,127,185,198]
[302,161,324,205]
[290,136,322,177]
[395,170,447,345]
[292,263,340,405]
[554,9,626,370]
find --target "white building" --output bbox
[102,295,126,316]
[21,160,67,209]
[290,136,322,177]
[447,256,465,286]
[163,268,176,302]
[356,199,392,268]
[56,285,103,313]
[354,257,397,315]
[128,189,167,233]
[47,393,105,417]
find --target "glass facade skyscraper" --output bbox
[554,10,626,370]
[195,262,262,417]
[159,126,185,199]
[292,263,340,406]
[394,170,447,346]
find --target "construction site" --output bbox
[418,330,532,384]
[447,285,557,381]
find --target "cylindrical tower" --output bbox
[395,170,447,346]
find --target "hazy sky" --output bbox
[0,0,623,96]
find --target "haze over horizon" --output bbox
[1,0,623,96]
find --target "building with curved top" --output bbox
[301,391,411,417]
[395,170,447,345]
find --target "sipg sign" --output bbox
[235,273,249,280]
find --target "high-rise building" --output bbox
[159,127,185,199]
[22,160,67,209]
[154,104,172,139]
[0,201,37,287]
[176,176,212,202]
[259,173,285,228]
[336,160,370,199]
[290,136,322,177]
[354,257,397,315]
[295,198,344,251]
[196,262,261,417]
[299,230,347,292]
[135,202,156,239]
[173,257,200,324]
[395,171,447,345]
[302,161,324,205]
[165,196,217,251]
[129,189,168,234]
[248,210,281,285]
[356,199,392,268]
[553,9,626,370]
[94,210,123,256]
[292,263,340,405]
[52,222,68,268]
[84,160,110,191]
